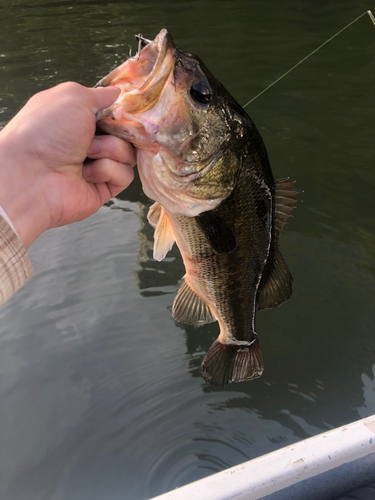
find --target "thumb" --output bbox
[89,86,121,114]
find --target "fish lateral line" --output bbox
[243,10,375,109]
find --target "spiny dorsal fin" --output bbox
[200,336,263,386]
[172,278,216,325]
[257,248,293,310]
[147,202,162,228]
[195,211,237,254]
[152,206,175,261]
[275,178,302,236]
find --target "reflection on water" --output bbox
[133,203,183,298]
[116,174,185,297]
[0,0,374,499]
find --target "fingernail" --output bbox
[87,137,101,155]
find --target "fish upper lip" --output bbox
[95,29,172,95]
[136,29,171,93]
[96,29,175,119]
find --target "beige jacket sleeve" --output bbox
[0,215,33,306]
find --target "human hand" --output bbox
[0,82,136,248]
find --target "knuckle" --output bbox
[58,81,83,93]
[95,157,110,173]
[94,135,136,165]
[117,139,136,164]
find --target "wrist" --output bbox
[0,132,51,248]
[0,204,19,235]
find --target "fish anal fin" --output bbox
[147,202,162,229]
[195,210,237,254]
[200,336,263,386]
[172,278,216,325]
[275,178,302,237]
[258,248,293,310]
[153,207,175,261]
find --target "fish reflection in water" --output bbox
[97,30,301,386]
[134,200,183,297]
[114,176,184,297]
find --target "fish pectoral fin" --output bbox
[147,202,162,228]
[275,178,302,237]
[257,248,293,310]
[200,336,263,387]
[152,207,175,261]
[195,211,237,254]
[172,278,216,325]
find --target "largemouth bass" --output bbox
[96,30,300,386]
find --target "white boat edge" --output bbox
[150,414,375,500]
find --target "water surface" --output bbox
[0,1,374,499]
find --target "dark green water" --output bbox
[0,1,374,499]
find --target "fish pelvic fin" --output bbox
[274,178,302,237]
[257,247,293,310]
[200,336,263,386]
[148,203,175,261]
[147,202,162,228]
[172,278,216,325]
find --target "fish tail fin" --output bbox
[200,336,263,387]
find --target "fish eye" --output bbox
[190,81,212,106]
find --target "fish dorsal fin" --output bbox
[172,278,216,325]
[195,211,237,254]
[149,205,175,261]
[147,202,162,228]
[275,178,302,237]
[257,248,293,310]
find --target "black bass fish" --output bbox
[96,30,300,386]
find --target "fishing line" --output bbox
[243,10,375,109]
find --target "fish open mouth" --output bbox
[95,29,175,115]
